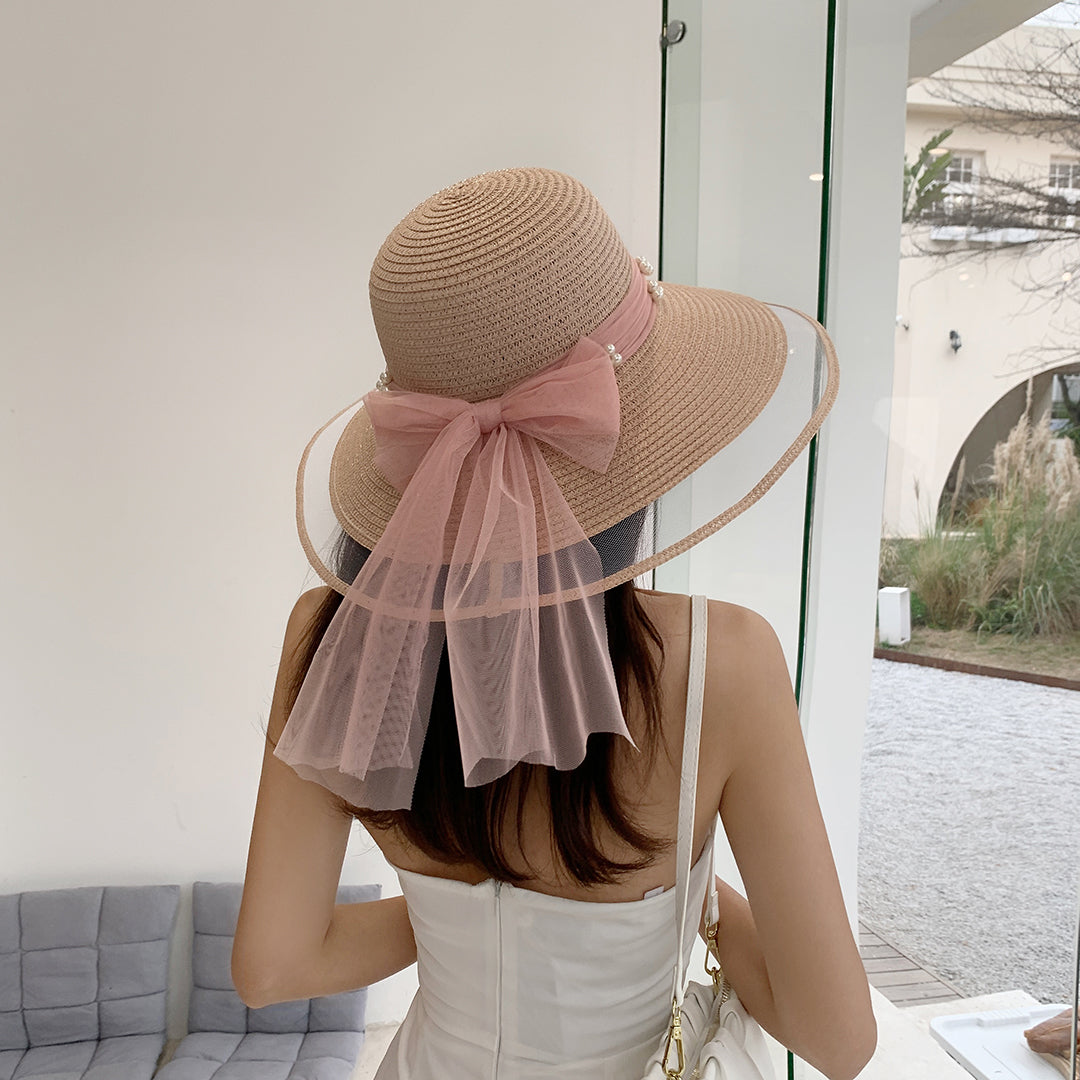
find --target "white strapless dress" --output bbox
[374,819,717,1080]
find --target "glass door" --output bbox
[658,3,835,1075]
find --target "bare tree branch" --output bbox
[902,26,1080,372]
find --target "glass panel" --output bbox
[878,9,1080,1078]
[659,3,832,1076]
[657,0,829,673]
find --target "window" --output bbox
[939,152,981,220]
[945,155,977,186]
[1048,157,1080,224]
[1049,157,1080,189]
[929,151,1024,242]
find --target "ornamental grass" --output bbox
[880,413,1080,638]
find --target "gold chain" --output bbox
[662,995,686,1079]
[704,921,731,1004]
[662,922,731,1079]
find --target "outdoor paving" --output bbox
[859,657,1080,1006]
[859,920,963,1007]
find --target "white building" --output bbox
[885,23,1080,536]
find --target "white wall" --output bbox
[0,0,661,1032]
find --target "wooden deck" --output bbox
[859,921,965,1007]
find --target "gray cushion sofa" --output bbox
[0,881,381,1080]
[0,884,181,1080]
[155,881,379,1080]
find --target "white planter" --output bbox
[878,587,912,646]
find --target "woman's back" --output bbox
[367,589,726,1078]
[239,582,874,1077]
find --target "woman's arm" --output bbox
[701,601,876,1080]
[697,873,784,1040]
[231,589,418,1009]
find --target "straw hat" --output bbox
[297,166,838,595]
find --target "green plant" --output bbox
[909,591,929,627]
[902,129,954,223]
[1061,422,1080,460]
[970,596,1020,634]
[968,413,1080,637]
[879,411,1080,638]
[879,527,982,629]
[910,530,984,628]
[878,536,915,587]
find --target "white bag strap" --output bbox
[670,594,718,1009]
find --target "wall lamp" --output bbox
[949,330,962,353]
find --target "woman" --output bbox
[231,167,877,1080]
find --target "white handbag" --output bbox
[642,595,776,1080]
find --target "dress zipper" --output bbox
[492,880,504,1080]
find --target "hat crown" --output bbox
[369,168,634,402]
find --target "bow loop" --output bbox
[498,346,621,473]
[366,345,621,491]
[363,396,475,492]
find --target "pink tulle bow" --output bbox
[274,265,657,810]
[366,342,621,496]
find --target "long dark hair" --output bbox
[270,518,673,887]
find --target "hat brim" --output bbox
[297,283,838,595]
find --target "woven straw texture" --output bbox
[297,167,839,594]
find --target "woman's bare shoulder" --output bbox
[636,589,781,668]
[701,599,791,717]
[295,585,335,616]
[636,588,788,719]
[282,586,336,642]
[706,598,782,661]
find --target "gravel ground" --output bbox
[859,658,1080,1003]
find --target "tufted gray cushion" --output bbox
[154,881,380,1080]
[0,884,180,1080]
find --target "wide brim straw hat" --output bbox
[277,166,840,810]
[297,166,838,596]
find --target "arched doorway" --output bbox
[937,363,1080,519]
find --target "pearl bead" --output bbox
[375,370,390,391]
[637,256,654,276]
[605,343,623,364]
